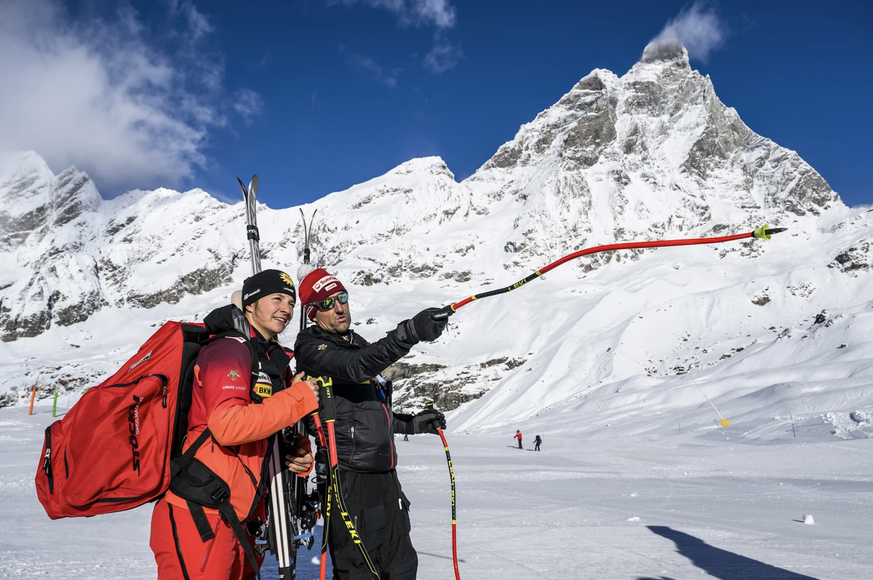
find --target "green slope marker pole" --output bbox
[52,387,59,417]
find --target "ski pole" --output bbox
[419,229,789,571]
[440,226,786,314]
[320,378,381,579]
[311,412,330,580]
[426,402,460,580]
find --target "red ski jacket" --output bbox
[165,336,318,521]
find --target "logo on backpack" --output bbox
[128,395,142,475]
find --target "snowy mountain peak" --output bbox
[640,39,690,66]
[471,39,841,265]
[389,156,455,180]
[0,152,103,256]
[0,151,55,219]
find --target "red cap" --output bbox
[298,268,347,321]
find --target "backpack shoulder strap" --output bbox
[206,330,260,383]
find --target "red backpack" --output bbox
[34,321,255,519]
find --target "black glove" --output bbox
[409,408,447,435]
[396,306,451,343]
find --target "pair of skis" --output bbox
[238,176,316,580]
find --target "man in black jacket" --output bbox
[294,268,448,580]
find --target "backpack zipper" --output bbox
[42,426,53,494]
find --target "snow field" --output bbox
[3,406,872,579]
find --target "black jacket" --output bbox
[294,325,414,472]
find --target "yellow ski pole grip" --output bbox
[752,225,787,241]
[753,224,771,240]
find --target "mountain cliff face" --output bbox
[1,152,102,339]
[2,42,872,436]
[469,41,835,260]
[0,152,247,342]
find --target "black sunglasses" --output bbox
[311,290,349,311]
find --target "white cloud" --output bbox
[234,89,265,125]
[651,2,728,63]
[346,51,402,87]
[0,0,260,194]
[409,0,456,28]
[423,32,463,74]
[330,0,460,78]
[170,0,214,42]
[330,0,456,28]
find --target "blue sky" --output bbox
[1,0,870,208]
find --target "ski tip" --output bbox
[249,175,259,198]
[236,177,248,198]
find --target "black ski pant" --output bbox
[517,439,522,449]
[328,469,417,580]
[535,442,541,451]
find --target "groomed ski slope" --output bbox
[3,405,871,579]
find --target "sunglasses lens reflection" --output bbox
[316,291,349,311]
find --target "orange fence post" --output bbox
[28,384,37,415]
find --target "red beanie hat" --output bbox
[298,268,347,321]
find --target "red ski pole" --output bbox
[443,226,786,312]
[423,225,786,579]
[438,427,460,580]
[426,402,460,580]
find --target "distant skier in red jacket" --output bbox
[515,430,523,449]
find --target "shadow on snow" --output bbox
[638,526,819,580]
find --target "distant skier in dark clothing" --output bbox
[534,435,542,451]
[515,429,523,449]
